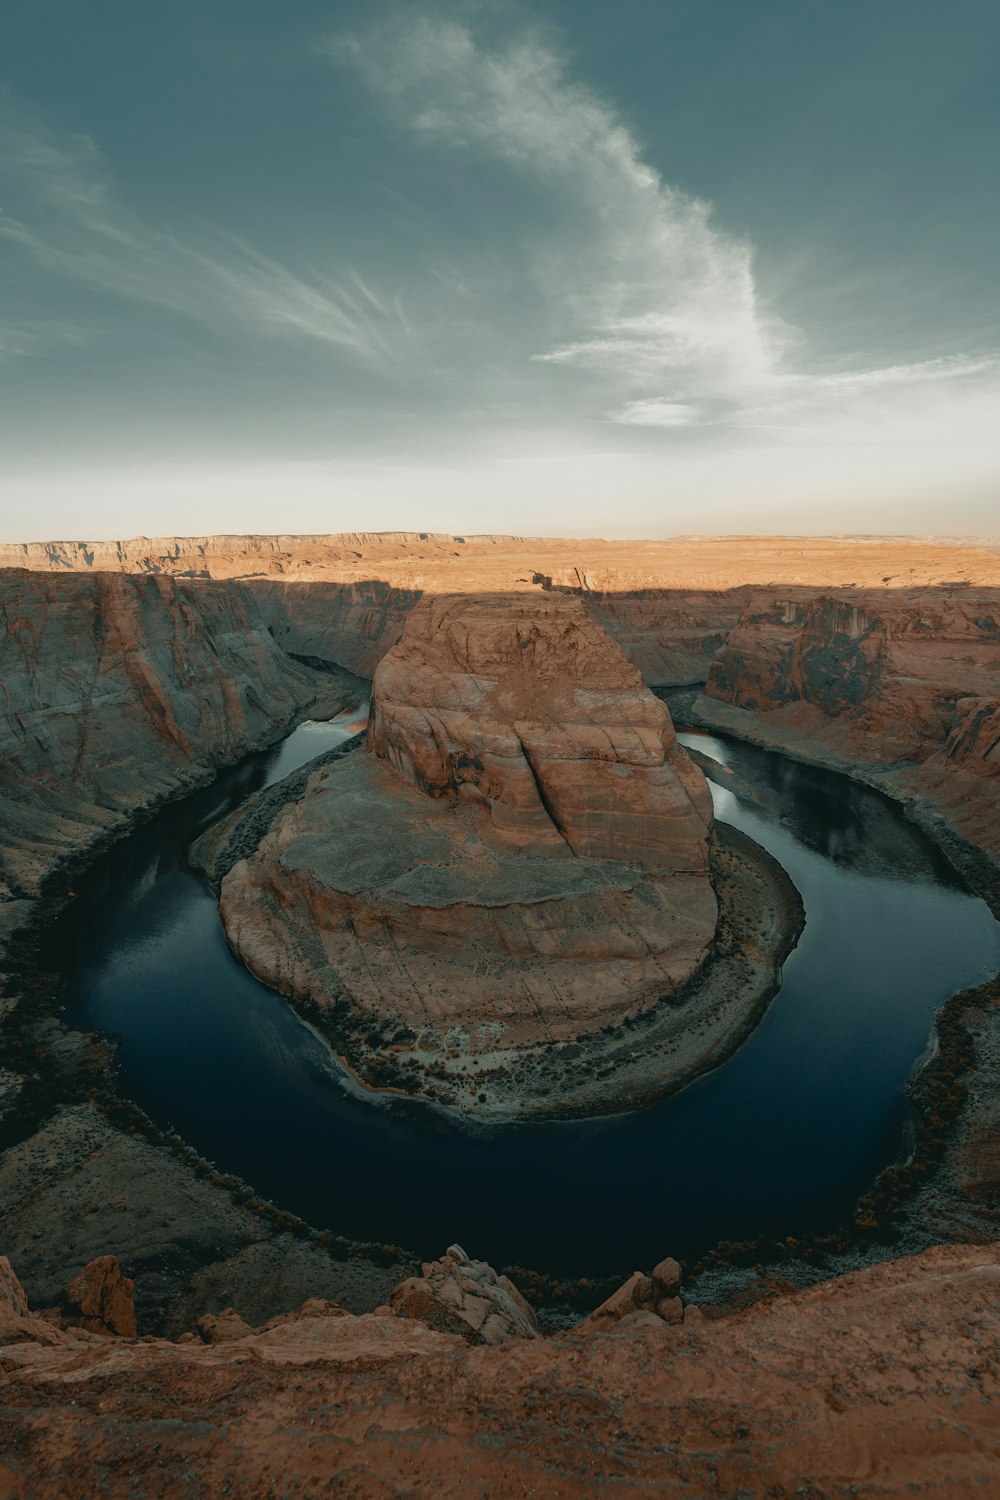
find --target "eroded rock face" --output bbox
[219,596,717,1102]
[0,568,353,924]
[63,1255,137,1340]
[703,587,1000,857]
[368,594,713,867]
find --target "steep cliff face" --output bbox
[702,587,1000,856]
[529,571,749,684]
[240,578,421,677]
[368,594,714,867]
[218,596,720,1105]
[0,569,350,918]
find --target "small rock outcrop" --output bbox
[63,1255,137,1340]
[0,1255,45,1346]
[574,1255,702,1335]
[389,1245,540,1345]
[197,1308,254,1345]
[219,594,718,1107]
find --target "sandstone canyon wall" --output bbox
[700,586,1000,861]
[0,569,352,939]
[10,532,997,686]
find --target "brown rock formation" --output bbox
[63,1255,137,1339]
[8,531,998,681]
[2,1243,1000,1497]
[0,568,356,943]
[572,1256,695,1336]
[389,1244,540,1345]
[219,595,719,1105]
[368,593,714,866]
[701,586,1000,858]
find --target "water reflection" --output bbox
[45,713,1000,1279]
[680,731,960,885]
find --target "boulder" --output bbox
[197,1308,254,1344]
[652,1256,682,1296]
[656,1296,684,1324]
[389,1247,539,1346]
[576,1258,688,1335]
[64,1255,137,1340]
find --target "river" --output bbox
[46,705,1000,1278]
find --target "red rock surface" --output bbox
[0,568,354,934]
[702,586,1000,857]
[7,532,998,681]
[218,596,718,1092]
[2,1244,1000,1497]
[369,593,714,866]
[63,1255,137,1339]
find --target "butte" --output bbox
[214,593,798,1114]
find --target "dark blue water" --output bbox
[48,712,1000,1278]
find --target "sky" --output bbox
[1,0,998,541]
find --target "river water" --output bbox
[47,707,1000,1278]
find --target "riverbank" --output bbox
[3,686,997,1335]
[192,731,802,1119]
[0,698,422,1336]
[239,819,803,1122]
[660,694,1000,1313]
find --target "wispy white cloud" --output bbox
[330,16,777,407]
[0,110,409,367]
[614,399,703,429]
[0,319,92,359]
[332,13,999,441]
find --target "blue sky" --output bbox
[1,0,998,540]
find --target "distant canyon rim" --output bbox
[2,531,1000,1495]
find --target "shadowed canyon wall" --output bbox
[3,533,999,910]
[8,533,999,684]
[700,586,1000,859]
[0,569,352,935]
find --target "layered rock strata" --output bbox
[219,595,724,1108]
[367,594,715,866]
[0,568,354,943]
[702,587,1000,858]
[9,532,997,683]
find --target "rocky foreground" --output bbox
[3,1242,999,1497]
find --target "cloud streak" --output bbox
[0,111,409,367]
[333,12,999,440]
[332,16,777,413]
